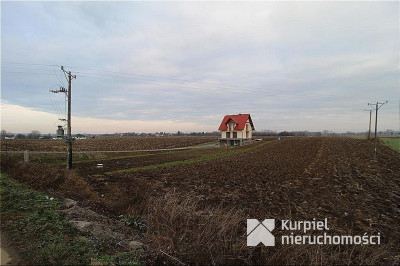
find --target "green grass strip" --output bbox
[189,141,218,147]
[49,152,155,166]
[106,140,273,175]
[351,136,400,153]
[380,137,400,152]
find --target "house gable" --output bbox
[218,114,255,131]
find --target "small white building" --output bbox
[218,114,255,147]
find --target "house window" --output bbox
[226,132,230,138]
[233,132,237,138]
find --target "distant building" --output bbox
[56,126,64,138]
[218,114,255,147]
[74,134,86,140]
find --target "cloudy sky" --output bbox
[1,1,399,134]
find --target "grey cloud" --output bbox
[2,1,398,132]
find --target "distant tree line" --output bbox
[253,130,322,137]
[1,130,50,139]
[254,129,399,137]
[1,129,397,140]
[102,131,220,137]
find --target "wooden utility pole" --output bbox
[363,109,372,140]
[61,66,76,169]
[368,101,388,160]
[368,109,372,140]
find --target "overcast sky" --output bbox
[1,1,399,134]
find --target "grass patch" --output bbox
[351,135,369,139]
[0,174,140,265]
[94,253,140,265]
[49,152,156,166]
[188,141,217,147]
[380,137,400,152]
[350,136,400,153]
[106,140,273,175]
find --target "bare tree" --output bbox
[16,133,26,139]
[29,130,41,139]
[1,130,6,139]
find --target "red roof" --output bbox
[218,114,255,131]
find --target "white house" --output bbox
[218,114,255,147]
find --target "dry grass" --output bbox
[1,156,100,202]
[135,190,399,265]
[143,192,248,264]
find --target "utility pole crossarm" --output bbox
[50,86,67,94]
[377,100,388,110]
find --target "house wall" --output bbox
[220,129,252,139]
[246,120,252,138]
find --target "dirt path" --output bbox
[0,231,20,265]
[0,246,11,265]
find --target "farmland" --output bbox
[0,136,218,152]
[351,136,400,152]
[1,137,400,264]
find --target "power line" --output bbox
[2,71,56,76]
[2,62,59,67]
[70,73,372,103]
[4,63,398,125]
[1,66,58,72]
[4,69,366,102]
[1,68,296,97]
[62,64,270,91]
[48,85,68,122]
[2,62,395,104]
[53,65,67,87]
[2,62,364,100]
[7,66,396,106]
[3,62,280,93]
[3,67,388,106]
[48,90,63,119]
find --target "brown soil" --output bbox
[66,148,219,177]
[2,137,400,264]
[79,137,400,264]
[0,136,217,152]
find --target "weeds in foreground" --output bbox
[0,174,140,265]
[122,214,147,233]
[139,191,398,265]
[144,192,248,264]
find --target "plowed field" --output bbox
[2,137,399,265]
[0,136,217,151]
